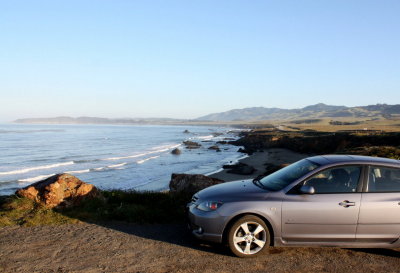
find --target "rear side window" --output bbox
[367,166,400,192]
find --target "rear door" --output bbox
[282,165,362,242]
[357,165,400,242]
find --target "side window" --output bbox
[367,166,400,192]
[303,166,361,193]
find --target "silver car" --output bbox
[187,155,400,257]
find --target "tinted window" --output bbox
[303,166,361,193]
[259,159,320,191]
[367,166,400,192]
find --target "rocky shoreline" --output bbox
[208,148,309,182]
[206,129,400,182]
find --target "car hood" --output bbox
[196,179,269,202]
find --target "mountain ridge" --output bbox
[13,103,400,124]
[196,103,400,121]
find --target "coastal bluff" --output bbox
[16,173,100,208]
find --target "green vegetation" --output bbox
[0,190,191,227]
[234,130,400,157]
[342,146,400,160]
[0,195,78,226]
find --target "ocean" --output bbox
[0,124,244,195]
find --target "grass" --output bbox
[0,195,79,226]
[0,190,192,227]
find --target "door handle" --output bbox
[339,200,355,208]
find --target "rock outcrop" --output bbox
[169,174,224,195]
[16,173,100,208]
[223,162,255,175]
[183,141,201,149]
[208,145,221,152]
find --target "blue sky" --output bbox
[1,0,399,121]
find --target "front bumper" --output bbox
[186,203,226,243]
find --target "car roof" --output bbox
[307,154,400,167]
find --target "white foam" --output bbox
[0,161,74,176]
[18,174,55,183]
[68,169,90,174]
[137,155,160,164]
[108,162,127,168]
[196,135,214,140]
[103,144,181,161]
[104,153,148,161]
[205,168,224,176]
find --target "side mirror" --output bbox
[299,185,315,195]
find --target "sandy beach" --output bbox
[209,148,310,182]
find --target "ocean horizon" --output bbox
[0,123,244,195]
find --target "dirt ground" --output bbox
[0,223,399,273]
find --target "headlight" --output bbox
[196,201,223,211]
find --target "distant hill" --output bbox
[14,116,186,125]
[14,103,400,124]
[196,103,400,121]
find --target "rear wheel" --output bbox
[228,215,270,258]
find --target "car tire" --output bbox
[228,215,270,258]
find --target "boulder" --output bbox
[183,141,201,149]
[208,145,221,152]
[171,148,182,155]
[16,173,100,208]
[223,162,255,175]
[183,130,190,134]
[169,174,224,195]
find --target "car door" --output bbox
[282,165,362,242]
[356,165,400,243]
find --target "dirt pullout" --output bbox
[0,223,399,273]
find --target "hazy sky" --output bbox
[1,0,399,121]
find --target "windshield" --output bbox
[259,159,320,191]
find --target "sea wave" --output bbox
[137,155,160,164]
[195,135,214,140]
[73,159,101,164]
[68,169,91,174]
[0,161,74,176]
[103,144,181,161]
[18,174,55,183]
[0,129,65,134]
[107,162,127,168]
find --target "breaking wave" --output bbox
[0,162,74,176]
[103,144,181,161]
[18,174,56,183]
[137,155,160,164]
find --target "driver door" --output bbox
[282,165,362,242]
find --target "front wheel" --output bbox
[228,215,270,258]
